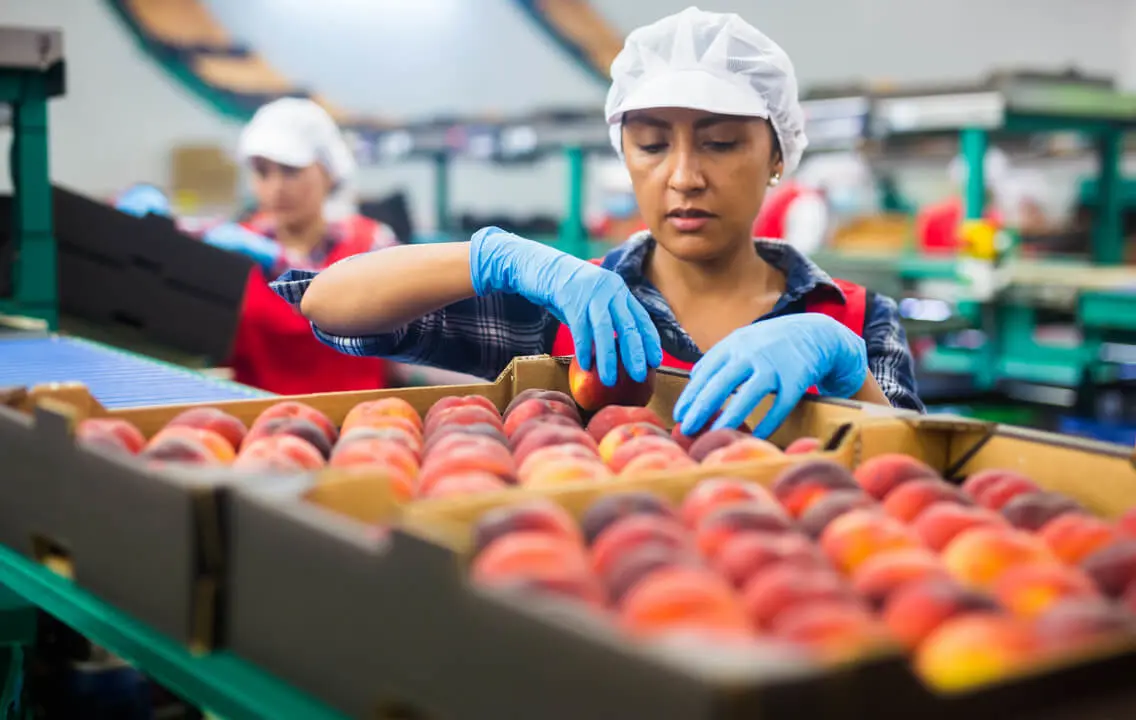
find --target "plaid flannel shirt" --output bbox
[271,233,923,412]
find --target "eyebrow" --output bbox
[624,114,748,130]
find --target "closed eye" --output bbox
[705,141,738,152]
[638,143,668,154]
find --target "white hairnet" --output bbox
[605,7,807,175]
[948,147,1010,191]
[239,98,356,188]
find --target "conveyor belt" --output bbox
[0,335,270,408]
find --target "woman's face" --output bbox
[622,108,782,262]
[249,157,331,228]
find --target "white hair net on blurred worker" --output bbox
[238,97,359,219]
[604,6,807,175]
[795,152,878,217]
[948,147,1010,192]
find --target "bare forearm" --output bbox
[301,242,475,336]
[852,372,891,406]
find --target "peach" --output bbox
[686,428,749,463]
[518,444,602,483]
[422,471,509,499]
[974,473,1039,511]
[340,425,424,459]
[701,438,783,468]
[991,564,1099,619]
[942,527,1058,588]
[343,415,421,443]
[882,479,971,524]
[244,417,333,459]
[608,436,687,473]
[513,425,598,469]
[587,406,665,443]
[254,401,338,445]
[1038,514,1120,566]
[471,499,581,556]
[771,460,860,518]
[915,615,1038,691]
[1119,507,1136,538]
[961,468,1030,501]
[597,422,670,465]
[418,441,516,494]
[165,407,247,451]
[503,399,582,438]
[1033,599,1136,654]
[741,564,858,630]
[568,355,655,412]
[502,389,575,419]
[139,435,220,466]
[912,503,1007,552]
[784,437,823,455]
[713,532,829,589]
[495,572,607,608]
[772,602,891,659]
[342,398,421,436]
[619,567,751,637]
[671,411,752,451]
[798,490,877,539]
[580,491,677,545]
[619,450,697,477]
[424,432,511,460]
[149,426,235,464]
[424,395,499,427]
[330,437,419,478]
[1122,579,1136,615]
[679,478,778,529]
[1079,539,1136,597]
[694,503,794,559]
[591,515,693,579]
[854,454,940,500]
[470,532,591,587]
[524,459,612,488]
[424,405,504,437]
[76,418,147,455]
[508,415,582,450]
[234,435,326,472]
[820,509,923,575]
[603,544,703,606]
[851,549,950,609]
[999,491,1085,532]
[882,578,1003,649]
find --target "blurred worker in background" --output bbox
[916,147,1008,255]
[589,158,648,242]
[116,98,399,395]
[752,151,876,255]
[281,7,922,438]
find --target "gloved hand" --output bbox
[469,226,662,387]
[673,314,868,439]
[202,223,281,273]
[115,184,171,218]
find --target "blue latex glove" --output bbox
[469,226,662,386]
[115,184,171,218]
[202,223,281,273]
[673,314,868,439]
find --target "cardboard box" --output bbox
[170,145,239,210]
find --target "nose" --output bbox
[666,141,707,195]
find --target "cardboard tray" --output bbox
[226,356,877,718]
[830,415,1136,720]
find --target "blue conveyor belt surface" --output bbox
[0,336,270,408]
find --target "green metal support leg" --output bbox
[959,128,988,220]
[559,145,587,258]
[9,98,57,330]
[1092,128,1123,265]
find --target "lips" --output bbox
[667,208,716,219]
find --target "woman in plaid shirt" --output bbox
[276,9,922,436]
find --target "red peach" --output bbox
[149,426,235,464]
[992,564,1100,619]
[882,578,1003,649]
[771,460,860,518]
[165,407,247,451]
[915,615,1039,691]
[518,444,602,483]
[330,438,420,479]
[619,450,697,477]
[417,441,516,493]
[424,431,511,460]
[234,435,326,472]
[508,414,583,450]
[687,429,749,463]
[701,438,783,467]
[139,435,220,466]
[340,425,424,459]
[772,602,892,659]
[741,564,858,630]
[695,503,794,559]
[670,412,752,451]
[75,418,146,455]
[851,549,950,609]
[495,572,607,608]
[820,510,924,575]
[422,472,509,499]
[342,398,421,435]
[568,355,655,412]
[502,389,576,419]
[942,527,1058,588]
[608,435,687,473]
[524,459,612,488]
[784,437,823,455]
[797,490,877,539]
[961,468,1029,501]
[424,405,504,438]
[854,454,940,500]
[1119,507,1136,538]
[244,416,334,459]
[471,500,582,556]
[1033,599,1136,654]
[882,479,972,524]
[912,503,1008,552]
[597,422,670,465]
[1038,514,1120,566]
[253,401,338,445]
[513,425,598,469]
[503,399,582,438]
[679,478,779,529]
[586,406,665,443]
[580,492,678,545]
[603,544,704,606]
[713,532,829,589]
[620,567,751,637]
[1079,539,1136,597]
[999,491,1085,532]
[470,532,591,586]
[591,515,693,579]
[424,395,499,426]
[974,473,1040,511]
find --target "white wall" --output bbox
[3,0,1134,225]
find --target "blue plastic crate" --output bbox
[0,336,270,408]
[1058,417,1136,446]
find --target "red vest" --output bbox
[228,216,388,395]
[551,260,868,395]
[752,182,819,239]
